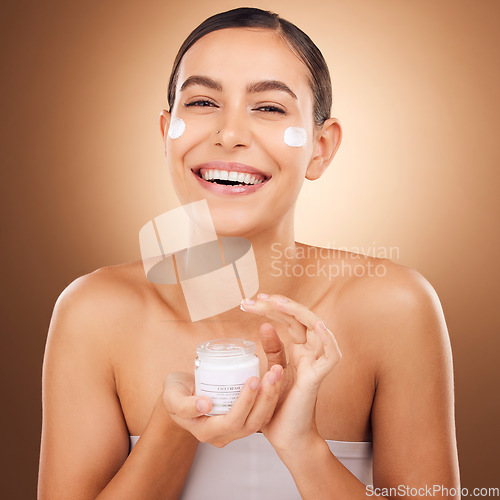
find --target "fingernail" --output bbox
[240,298,255,311]
[196,399,210,413]
[249,378,259,390]
[268,372,277,385]
[318,320,327,330]
[272,365,283,381]
[278,297,289,303]
[257,293,270,299]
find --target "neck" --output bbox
[213,213,305,327]
[240,230,302,298]
[153,208,306,330]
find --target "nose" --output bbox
[214,105,251,150]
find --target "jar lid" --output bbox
[196,338,256,358]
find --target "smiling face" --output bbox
[161,28,337,238]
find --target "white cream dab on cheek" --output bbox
[168,116,186,139]
[284,127,307,148]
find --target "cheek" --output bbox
[283,127,308,148]
[257,124,311,158]
[255,125,312,174]
[165,117,212,163]
[167,116,186,139]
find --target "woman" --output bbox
[38,7,460,499]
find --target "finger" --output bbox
[241,297,308,343]
[242,299,295,328]
[244,368,282,430]
[262,365,283,425]
[260,322,287,369]
[314,320,342,377]
[163,372,213,418]
[306,327,325,358]
[223,376,260,426]
[260,294,322,331]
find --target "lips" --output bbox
[190,161,272,196]
[191,161,271,179]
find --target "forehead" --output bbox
[177,28,312,97]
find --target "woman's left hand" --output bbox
[240,293,342,452]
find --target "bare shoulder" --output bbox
[343,261,460,487]
[298,241,446,338]
[52,261,149,328]
[331,253,451,367]
[336,255,443,316]
[297,244,445,341]
[54,261,147,315]
[40,262,155,498]
[46,261,154,360]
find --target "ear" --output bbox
[305,118,342,181]
[159,109,171,142]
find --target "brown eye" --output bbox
[185,100,218,108]
[255,105,286,114]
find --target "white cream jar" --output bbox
[195,339,260,416]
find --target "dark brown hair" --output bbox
[167,7,332,126]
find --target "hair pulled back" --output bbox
[167,7,332,126]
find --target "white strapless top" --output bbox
[129,433,373,499]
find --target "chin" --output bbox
[207,208,259,238]
[212,218,254,238]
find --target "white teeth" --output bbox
[199,169,266,186]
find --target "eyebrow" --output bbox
[180,75,222,93]
[179,75,297,99]
[247,80,297,99]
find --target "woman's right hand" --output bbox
[161,367,283,448]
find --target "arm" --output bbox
[95,397,198,499]
[369,269,460,496]
[39,272,284,499]
[241,294,374,499]
[240,269,460,499]
[38,274,198,499]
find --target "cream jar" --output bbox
[195,339,260,416]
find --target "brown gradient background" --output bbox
[1,0,498,497]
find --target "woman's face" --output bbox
[162,28,322,238]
